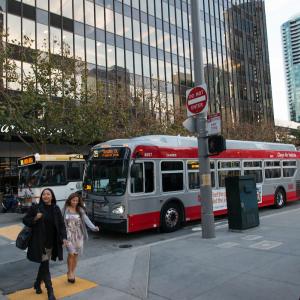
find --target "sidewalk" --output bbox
[58,206,300,300]
[5,206,300,300]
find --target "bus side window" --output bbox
[67,162,81,181]
[161,161,184,192]
[130,163,143,193]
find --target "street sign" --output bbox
[186,84,208,117]
[207,113,221,136]
[182,117,196,133]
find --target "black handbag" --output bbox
[16,226,32,250]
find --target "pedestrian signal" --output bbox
[208,135,226,155]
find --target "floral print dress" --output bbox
[64,208,98,254]
[65,211,84,254]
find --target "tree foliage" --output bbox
[0,34,188,153]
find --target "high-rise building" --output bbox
[0,0,273,190]
[282,14,300,122]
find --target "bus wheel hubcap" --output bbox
[165,208,179,228]
[277,193,284,206]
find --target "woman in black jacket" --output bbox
[23,188,67,300]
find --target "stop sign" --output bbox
[186,84,208,116]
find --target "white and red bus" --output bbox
[83,135,300,233]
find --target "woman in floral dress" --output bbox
[63,193,99,283]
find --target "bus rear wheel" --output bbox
[161,203,182,233]
[274,188,286,209]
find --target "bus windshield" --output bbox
[19,164,43,188]
[84,147,130,196]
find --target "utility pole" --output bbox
[191,0,215,238]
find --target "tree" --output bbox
[0,32,189,153]
[222,119,276,142]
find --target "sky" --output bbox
[264,0,300,121]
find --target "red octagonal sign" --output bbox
[186,84,208,116]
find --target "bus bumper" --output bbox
[89,215,127,233]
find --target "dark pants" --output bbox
[36,260,53,289]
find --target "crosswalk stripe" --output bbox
[7,275,98,300]
[0,225,22,241]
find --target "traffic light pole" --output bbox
[191,0,215,238]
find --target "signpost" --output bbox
[188,0,215,239]
[186,85,208,117]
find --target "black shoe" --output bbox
[47,292,56,300]
[33,281,42,294]
[68,277,75,283]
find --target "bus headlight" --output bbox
[112,204,125,215]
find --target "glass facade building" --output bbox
[0,0,274,128]
[282,15,300,122]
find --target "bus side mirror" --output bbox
[208,135,226,156]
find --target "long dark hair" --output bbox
[64,193,85,214]
[39,188,56,205]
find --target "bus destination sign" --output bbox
[93,149,121,159]
[18,155,36,166]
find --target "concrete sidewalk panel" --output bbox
[67,248,141,296]
[247,255,300,287]
[128,247,150,299]
[149,259,238,300]
[194,273,300,300]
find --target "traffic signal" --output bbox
[208,135,226,155]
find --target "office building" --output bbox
[282,14,300,122]
[0,0,273,190]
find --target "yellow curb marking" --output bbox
[0,225,22,241]
[7,275,98,300]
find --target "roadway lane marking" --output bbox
[7,275,97,300]
[0,225,22,241]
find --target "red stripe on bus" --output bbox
[128,212,160,233]
[127,192,300,232]
[132,146,300,160]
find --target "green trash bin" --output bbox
[225,175,259,230]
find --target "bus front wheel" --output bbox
[160,203,182,233]
[274,188,286,209]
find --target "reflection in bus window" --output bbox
[130,162,154,194]
[265,168,281,179]
[218,170,240,187]
[145,162,154,193]
[41,165,66,185]
[188,171,215,189]
[244,170,263,183]
[67,162,81,181]
[19,164,43,188]
[161,160,184,192]
[283,161,297,178]
[162,173,183,192]
[131,163,143,193]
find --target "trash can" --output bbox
[225,175,259,230]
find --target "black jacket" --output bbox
[23,202,67,263]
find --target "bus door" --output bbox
[129,160,156,231]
